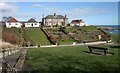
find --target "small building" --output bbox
[42,13,69,27]
[5,18,22,28]
[70,19,86,26]
[25,18,41,28]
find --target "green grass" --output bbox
[82,26,98,31]
[3,28,21,37]
[59,39,75,45]
[25,45,119,72]
[24,28,50,45]
[2,28,23,45]
[110,34,119,43]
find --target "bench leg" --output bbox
[89,48,92,54]
[104,50,107,55]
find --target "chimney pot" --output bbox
[54,13,56,16]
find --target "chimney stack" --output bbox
[65,15,66,18]
[54,13,56,16]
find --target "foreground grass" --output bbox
[24,28,50,45]
[25,45,119,73]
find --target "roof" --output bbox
[7,18,19,22]
[71,20,85,23]
[28,18,38,23]
[44,15,67,19]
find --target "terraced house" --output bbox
[42,13,69,26]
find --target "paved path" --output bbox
[15,48,28,71]
[3,49,24,67]
[2,48,28,72]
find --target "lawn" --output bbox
[3,28,21,37]
[81,26,98,31]
[24,28,50,45]
[24,45,119,73]
[110,34,120,43]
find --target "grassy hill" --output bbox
[24,28,50,45]
[24,45,119,72]
[2,27,23,45]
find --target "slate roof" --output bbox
[45,15,67,19]
[28,18,38,23]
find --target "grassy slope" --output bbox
[2,28,22,45]
[24,28,50,45]
[110,34,119,42]
[3,28,21,37]
[25,45,119,72]
[81,26,98,31]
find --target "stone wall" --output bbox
[0,48,19,58]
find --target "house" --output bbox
[70,19,86,26]
[5,18,22,28]
[42,13,69,26]
[25,18,41,28]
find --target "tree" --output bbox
[2,17,8,22]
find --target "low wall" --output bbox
[21,40,113,48]
[0,48,20,58]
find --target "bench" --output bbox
[88,46,108,55]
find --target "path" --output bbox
[2,48,28,72]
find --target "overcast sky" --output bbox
[0,2,118,25]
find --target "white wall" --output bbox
[25,23,40,27]
[6,22,22,28]
[70,23,85,26]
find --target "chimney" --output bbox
[65,15,66,18]
[54,13,56,16]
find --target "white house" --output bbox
[70,19,86,26]
[25,18,40,28]
[6,18,22,28]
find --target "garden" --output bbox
[42,26,111,45]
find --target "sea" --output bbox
[96,25,119,35]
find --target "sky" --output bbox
[0,2,118,25]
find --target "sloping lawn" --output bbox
[24,28,50,45]
[2,28,22,45]
[3,28,21,37]
[81,26,98,31]
[24,45,119,73]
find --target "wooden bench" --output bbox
[88,46,108,55]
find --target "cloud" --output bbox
[42,7,112,19]
[0,2,18,13]
[32,3,42,7]
[66,7,111,16]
